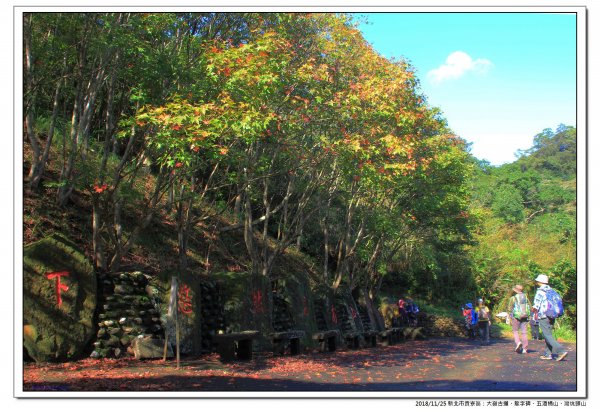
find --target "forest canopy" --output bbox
[23,12,576,326]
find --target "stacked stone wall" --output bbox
[92,272,163,358]
[199,281,226,352]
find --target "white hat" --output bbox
[535,274,549,284]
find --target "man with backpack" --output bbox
[508,284,531,354]
[532,274,568,361]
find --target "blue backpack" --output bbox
[544,288,564,318]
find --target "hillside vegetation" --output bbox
[467,125,576,328]
[23,13,576,331]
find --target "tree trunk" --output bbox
[109,173,166,272]
[363,286,385,331]
[77,62,106,159]
[23,13,41,185]
[260,172,271,277]
[30,66,64,191]
[92,196,107,271]
[57,90,80,206]
[165,276,179,368]
[176,180,194,274]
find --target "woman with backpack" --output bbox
[476,298,491,345]
[508,284,531,354]
[532,274,568,361]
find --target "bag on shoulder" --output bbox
[512,293,531,320]
[544,288,564,318]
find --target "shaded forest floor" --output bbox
[22,337,576,393]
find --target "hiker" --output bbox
[529,314,543,340]
[398,298,408,326]
[406,299,419,327]
[462,302,478,339]
[532,274,568,361]
[508,284,531,353]
[475,298,491,345]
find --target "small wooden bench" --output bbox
[312,329,339,352]
[270,330,306,356]
[213,330,260,362]
[344,332,361,349]
[378,328,402,346]
[362,330,378,348]
[403,326,427,341]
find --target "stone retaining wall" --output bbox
[199,281,226,352]
[91,272,163,358]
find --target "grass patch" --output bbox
[414,300,464,321]
[554,321,577,343]
[494,323,513,339]
[494,321,576,343]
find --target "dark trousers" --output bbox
[539,317,566,357]
[530,321,542,340]
[478,321,490,344]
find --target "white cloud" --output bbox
[466,132,534,166]
[427,51,493,85]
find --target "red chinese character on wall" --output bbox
[252,290,264,314]
[45,271,69,307]
[331,305,338,324]
[178,284,193,315]
[303,296,309,317]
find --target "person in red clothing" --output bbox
[462,302,477,339]
[397,298,408,326]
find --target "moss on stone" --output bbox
[23,234,96,362]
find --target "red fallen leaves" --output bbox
[25,339,571,391]
[264,357,343,375]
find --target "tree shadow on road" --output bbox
[23,373,576,393]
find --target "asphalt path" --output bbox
[23,336,577,393]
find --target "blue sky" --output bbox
[356,13,577,165]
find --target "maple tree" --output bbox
[25,11,475,323]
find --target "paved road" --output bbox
[23,337,577,393]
